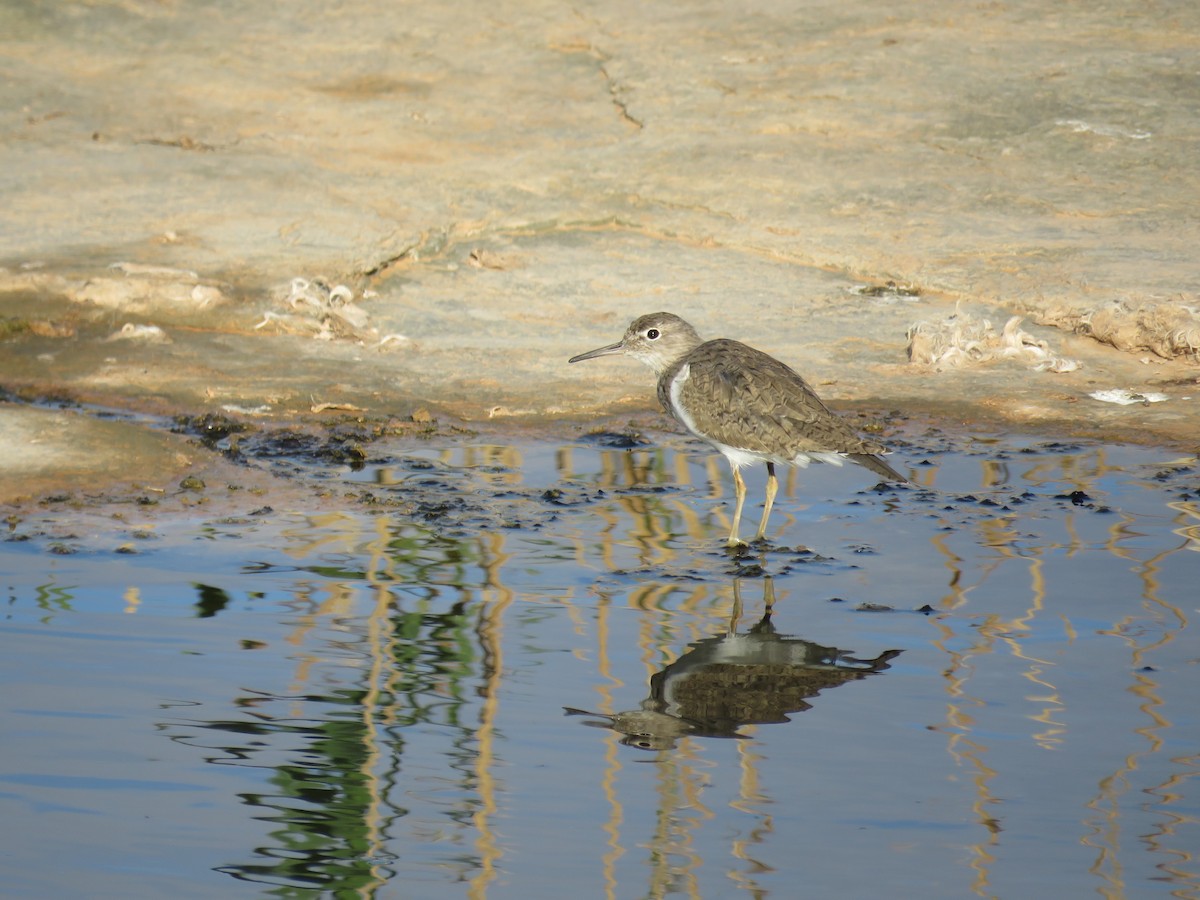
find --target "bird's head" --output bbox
[568,312,704,376]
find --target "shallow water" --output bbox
[2,427,1198,898]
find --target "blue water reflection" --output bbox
[0,431,1197,897]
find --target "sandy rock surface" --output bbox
[2,1,1198,499]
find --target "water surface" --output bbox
[2,428,1197,898]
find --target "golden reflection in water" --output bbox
[1167,499,1200,550]
[567,578,901,898]
[725,581,772,892]
[729,737,772,893]
[283,510,366,566]
[358,514,399,896]
[601,737,625,900]
[254,512,408,898]
[931,605,1006,895]
[269,509,517,896]
[469,529,513,900]
[921,448,1198,899]
[560,445,719,557]
[1141,747,1200,892]
[122,585,141,614]
[286,443,920,897]
[1082,528,1195,900]
[172,439,1198,897]
[618,450,690,563]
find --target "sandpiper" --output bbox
[569,312,904,546]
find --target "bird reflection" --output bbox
[566,579,902,750]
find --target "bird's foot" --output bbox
[726,541,765,565]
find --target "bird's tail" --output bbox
[849,453,906,483]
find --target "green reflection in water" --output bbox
[174,591,485,894]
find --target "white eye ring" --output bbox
[646,328,661,340]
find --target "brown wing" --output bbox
[673,340,904,480]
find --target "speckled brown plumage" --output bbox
[657,338,902,481]
[569,312,905,545]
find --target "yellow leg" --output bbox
[754,462,778,541]
[727,466,747,546]
[729,578,744,634]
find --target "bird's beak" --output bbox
[568,340,625,364]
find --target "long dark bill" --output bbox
[568,341,625,364]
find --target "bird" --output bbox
[568,312,905,546]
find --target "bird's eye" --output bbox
[646,328,661,340]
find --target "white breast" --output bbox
[666,362,696,430]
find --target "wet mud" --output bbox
[5,395,1195,570]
